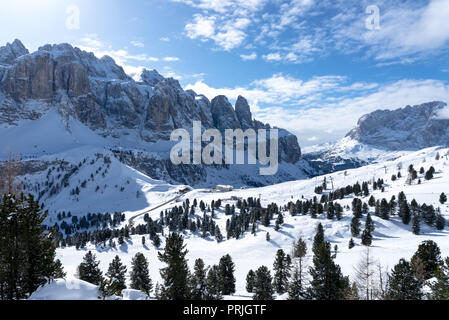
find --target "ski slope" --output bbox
[53,146,449,299]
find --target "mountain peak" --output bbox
[0,39,29,65]
[347,101,449,150]
[139,69,165,86]
[235,95,253,129]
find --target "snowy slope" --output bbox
[54,146,449,299]
[19,145,186,221]
[29,278,102,300]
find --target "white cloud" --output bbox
[179,1,266,51]
[171,0,235,14]
[240,52,257,60]
[213,27,247,51]
[330,0,449,63]
[185,14,216,39]
[172,0,266,14]
[160,37,171,42]
[77,36,168,79]
[186,74,449,146]
[262,53,282,61]
[258,79,449,146]
[163,56,180,62]
[186,73,348,107]
[185,14,250,50]
[176,0,449,64]
[434,105,449,119]
[276,0,315,30]
[80,34,103,48]
[130,41,145,48]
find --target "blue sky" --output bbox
[1,0,449,146]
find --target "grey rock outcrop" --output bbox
[211,95,241,131]
[0,39,305,185]
[235,95,253,130]
[0,39,29,65]
[347,101,449,150]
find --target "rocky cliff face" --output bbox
[347,101,449,150]
[304,101,449,176]
[0,40,304,186]
[0,39,29,65]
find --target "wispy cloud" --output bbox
[163,56,180,62]
[177,0,266,50]
[173,0,449,65]
[77,35,184,79]
[240,52,257,60]
[262,53,282,61]
[130,40,145,48]
[186,75,449,146]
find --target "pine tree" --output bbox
[349,238,355,249]
[287,262,307,300]
[308,241,348,300]
[412,214,421,235]
[335,203,343,220]
[352,198,362,218]
[105,255,127,296]
[272,249,290,294]
[0,193,63,299]
[53,259,66,279]
[365,213,375,234]
[388,259,423,300]
[218,254,236,296]
[215,226,223,243]
[351,216,361,237]
[130,252,152,296]
[190,258,208,300]
[288,236,308,299]
[368,195,376,207]
[400,201,411,225]
[312,223,325,253]
[153,234,161,248]
[205,265,222,300]
[246,270,256,293]
[411,240,442,280]
[436,214,446,230]
[425,169,434,180]
[428,258,449,300]
[326,202,335,220]
[439,193,447,205]
[253,266,274,300]
[361,229,372,246]
[158,233,190,300]
[380,199,390,220]
[77,251,103,285]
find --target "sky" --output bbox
[1,0,449,147]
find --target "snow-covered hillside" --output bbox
[53,146,449,299]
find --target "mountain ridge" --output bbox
[305,101,449,175]
[0,39,309,187]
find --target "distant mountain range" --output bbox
[1,39,448,185]
[304,101,449,174]
[0,39,311,187]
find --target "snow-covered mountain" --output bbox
[305,101,449,175]
[2,40,449,301]
[49,146,449,299]
[0,39,311,188]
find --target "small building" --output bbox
[215,185,234,192]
